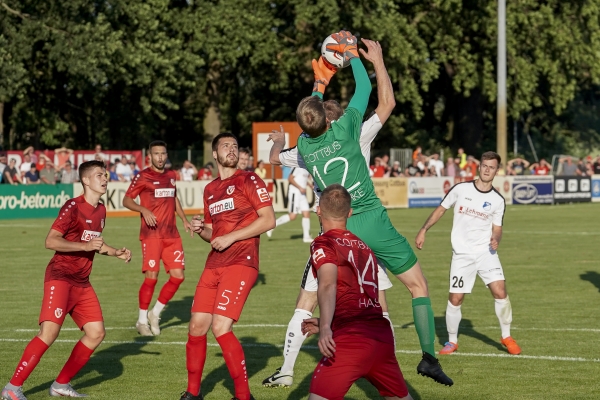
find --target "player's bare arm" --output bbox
[267,125,286,165]
[98,243,132,263]
[210,206,275,252]
[45,229,104,252]
[415,206,447,250]
[301,317,320,337]
[175,197,192,235]
[316,262,338,358]
[123,196,157,227]
[191,216,213,243]
[490,224,502,250]
[360,39,396,124]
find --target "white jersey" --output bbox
[289,167,310,190]
[278,113,383,198]
[440,181,505,255]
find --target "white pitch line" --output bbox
[0,338,598,363]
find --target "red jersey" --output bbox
[310,229,393,344]
[125,168,180,240]
[534,165,550,175]
[370,166,386,178]
[45,196,106,287]
[203,169,272,270]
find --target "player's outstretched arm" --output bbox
[360,39,396,125]
[98,243,132,263]
[175,197,192,235]
[45,229,103,253]
[210,206,275,252]
[311,57,337,98]
[415,205,447,250]
[316,263,337,358]
[267,125,285,165]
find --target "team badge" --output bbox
[101,219,105,228]
[312,248,326,263]
[170,179,176,186]
[483,201,491,211]
[149,260,156,268]
[55,308,63,319]
[227,185,235,195]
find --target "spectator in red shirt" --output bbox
[529,158,551,175]
[370,157,386,178]
[198,162,214,180]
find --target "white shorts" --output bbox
[300,255,393,292]
[288,189,310,214]
[449,251,505,293]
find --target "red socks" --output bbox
[139,278,157,309]
[56,341,94,384]
[10,336,49,386]
[158,276,184,305]
[216,331,250,400]
[186,334,207,396]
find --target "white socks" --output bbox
[445,301,462,343]
[152,301,166,317]
[495,296,513,339]
[139,309,148,324]
[302,217,311,239]
[280,309,312,374]
[275,214,291,227]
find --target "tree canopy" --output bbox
[2,0,600,161]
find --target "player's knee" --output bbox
[289,213,297,221]
[86,327,106,344]
[170,270,185,280]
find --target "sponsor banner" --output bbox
[408,177,448,208]
[593,175,600,203]
[0,184,73,219]
[372,178,408,208]
[268,179,316,213]
[492,176,514,204]
[553,176,592,203]
[512,176,553,205]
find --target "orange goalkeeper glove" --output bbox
[325,30,359,63]
[312,57,338,94]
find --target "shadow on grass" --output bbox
[24,337,159,397]
[160,295,194,329]
[580,271,600,292]
[201,336,280,398]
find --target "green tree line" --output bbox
[2,0,600,163]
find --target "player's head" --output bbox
[323,100,343,125]
[296,96,327,138]
[79,160,107,194]
[479,151,501,182]
[238,147,250,170]
[317,184,352,223]
[212,132,239,168]
[148,140,168,171]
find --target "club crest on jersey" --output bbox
[483,201,492,211]
[149,260,156,268]
[227,185,235,195]
[312,248,326,263]
[170,179,176,186]
[81,230,101,242]
[256,187,270,202]
[55,308,63,319]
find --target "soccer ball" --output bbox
[321,34,351,69]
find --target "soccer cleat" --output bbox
[1,385,28,400]
[179,391,203,400]
[417,352,454,386]
[262,368,293,387]
[439,342,458,355]
[266,229,273,238]
[49,382,87,397]
[148,310,161,336]
[501,336,521,355]
[303,237,313,243]
[136,321,153,336]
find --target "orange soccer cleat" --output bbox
[439,342,458,355]
[501,336,521,355]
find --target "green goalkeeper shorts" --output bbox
[347,206,418,276]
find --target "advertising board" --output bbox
[592,175,600,203]
[553,176,591,203]
[407,177,448,208]
[0,184,73,219]
[512,176,553,205]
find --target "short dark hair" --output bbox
[212,132,238,151]
[78,160,105,181]
[239,147,251,156]
[296,96,327,137]
[323,100,344,121]
[481,151,501,165]
[320,184,351,220]
[149,140,167,151]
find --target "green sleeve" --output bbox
[311,92,324,99]
[347,58,372,117]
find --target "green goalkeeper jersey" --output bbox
[297,106,381,215]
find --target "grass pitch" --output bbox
[0,203,599,399]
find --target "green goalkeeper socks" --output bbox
[412,297,436,357]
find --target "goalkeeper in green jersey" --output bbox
[269,31,453,386]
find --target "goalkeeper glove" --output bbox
[325,30,359,63]
[312,57,338,94]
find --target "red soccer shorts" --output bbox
[39,280,103,329]
[191,264,258,322]
[141,238,185,273]
[309,335,408,399]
